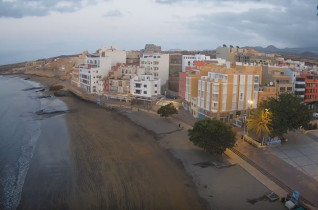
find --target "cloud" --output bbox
[155,0,262,4]
[0,0,110,18]
[103,9,122,17]
[185,0,318,47]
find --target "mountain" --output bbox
[244,45,318,58]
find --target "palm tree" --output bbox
[247,108,272,144]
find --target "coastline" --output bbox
[16,75,208,210]
[13,75,286,210]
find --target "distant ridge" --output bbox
[243,45,318,58]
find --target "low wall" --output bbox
[244,135,265,148]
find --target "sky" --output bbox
[0,0,317,65]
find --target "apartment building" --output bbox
[104,65,145,94]
[258,86,277,104]
[140,53,169,86]
[130,75,161,98]
[98,45,126,67]
[79,54,111,93]
[126,51,140,64]
[182,54,210,72]
[262,66,294,96]
[197,66,260,121]
[303,73,318,103]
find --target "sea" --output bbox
[0,76,68,210]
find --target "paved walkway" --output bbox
[234,133,318,208]
[267,131,318,181]
[64,89,318,208]
[171,111,318,208]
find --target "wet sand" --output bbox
[18,93,207,209]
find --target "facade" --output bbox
[71,69,80,87]
[182,54,210,72]
[303,73,318,103]
[216,45,246,61]
[190,97,199,118]
[98,45,126,67]
[130,75,161,98]
[103,65,145,94]
[140,53,169,86]
[258,86,277,104]
[126,51,140,64]
[79,55,111,93]
[196,66,261,121]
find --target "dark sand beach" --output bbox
[18,82,207,209]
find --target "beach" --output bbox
[6,75,285,210]
[16,76,207,210]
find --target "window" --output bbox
[144,84,147,87]
[240,93,243,100]
[155,91,157,93]
[144,91,147,94]
[254,76,259,83]
[155,84,157,87]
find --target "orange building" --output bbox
[303,73,318,103]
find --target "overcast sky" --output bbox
[0,0,317,65]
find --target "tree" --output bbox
[260,93,310,138]
[247,108,272,142]
[188,118,236,155]
[157,103,178,117]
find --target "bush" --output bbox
[49,84,64,91]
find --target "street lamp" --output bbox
[243,99,254,141]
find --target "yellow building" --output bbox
[196,65,261,122]
[258,86,277,104]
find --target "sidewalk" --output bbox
[169,110,318,208]
[233,129,318,208]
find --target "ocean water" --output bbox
[0,76,68,210]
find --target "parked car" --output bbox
[313,113,318,118]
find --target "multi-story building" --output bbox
[216,45,246,62]
[79,54,111,93]
[303,73,318,103]
[182,54,211,72]
[179,64,219,100]
[196,66,261,122]
[140,53,169,87]
[126,51,140,64]
[71,53,87,87]
[262,66,294,96]
[98,45,126,67]
[258,86,277,104]
[130,75,161,98]
[103,65,145,94]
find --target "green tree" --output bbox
[157,103,178,117]
[260,93,310,138]
[247,108,272,142]
[188,118,236,155]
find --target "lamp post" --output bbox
[243,99,254,141]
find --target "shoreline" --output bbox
[15,75,208,210]
[12,74,286,209]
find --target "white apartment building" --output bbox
[79,55,111,93]
[182,54,211,72]
[197,70,259,120]
[140,53,169,86]
[98,45,126,67]
[130,75,161,98]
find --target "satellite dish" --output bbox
[270,82,273,86]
